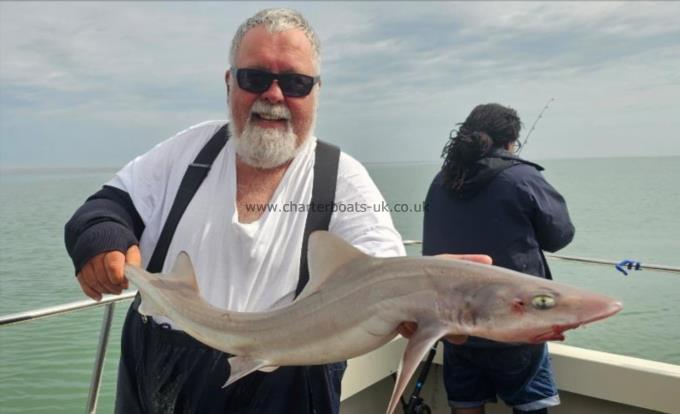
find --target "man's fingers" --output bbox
[445,334,469,345]
[126,245,142,267]
[77,272,102,301]
[83,261,111,295]
[123,245,142,289]
[92,255,121,294]
[459,254,492,265]
[436,253,493,265]
[80,282,101,301]
[104,251,127,289]
[397,321,418,339]
[75,249,137,300]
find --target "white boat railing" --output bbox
[403,240,680,274]
[1,244,679,413]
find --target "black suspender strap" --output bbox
[145,125,339,295]
[295,140,341,297]
[146,124,230,273]
[296,140,341,414]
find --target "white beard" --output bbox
[231,101,302,169]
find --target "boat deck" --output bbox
[340,339,680,414]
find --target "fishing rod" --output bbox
[518,98,554,154]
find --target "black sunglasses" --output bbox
[234,68,320,97]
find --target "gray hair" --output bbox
[229,8,321,73]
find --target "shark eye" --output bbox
[531,294,555,310]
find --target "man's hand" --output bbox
[76,245,141,301]
[434,253,492,265]
[397,321,468,345]
[396,253,492,344]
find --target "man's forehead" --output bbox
[235,25,316,72]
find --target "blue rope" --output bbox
[615,259,642,276]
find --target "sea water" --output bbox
[0,157,678,413]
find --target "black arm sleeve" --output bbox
[525,173,575,253]
[64,185,145,274]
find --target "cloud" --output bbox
[1,1,679,166]
[322,2,680,98]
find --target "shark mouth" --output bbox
[530,300,623,343]
[531,324,571,342]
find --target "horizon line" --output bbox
[2,153,679,172]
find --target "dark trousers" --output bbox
[115,302,346,414]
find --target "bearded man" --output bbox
[64,8,406,414]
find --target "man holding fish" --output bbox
[64,7,442,414]
[65,8,622,414]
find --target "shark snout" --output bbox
[581,299,623,325]
[529,298,623,343]
[571,294,622,324]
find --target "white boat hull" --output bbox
[340,339,680,414]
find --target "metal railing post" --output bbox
[85,302,116,414]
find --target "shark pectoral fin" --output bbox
[386,326,445,414]
[223,356,272,388]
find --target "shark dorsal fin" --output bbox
[166,251,199,292]
[297,231,367,300]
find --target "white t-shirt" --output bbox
[108,121,405,327]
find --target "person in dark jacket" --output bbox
[423,103,575,414]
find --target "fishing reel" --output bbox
[404,397,432,414]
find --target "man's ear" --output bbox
[225,69,231,95]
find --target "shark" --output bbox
[124,231,623,414]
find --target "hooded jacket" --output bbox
[423,148,574,348]
[423,148,574,279]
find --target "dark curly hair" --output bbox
[441,103,522,190]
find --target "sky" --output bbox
[1,1,679,168]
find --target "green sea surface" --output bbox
[0,157,678,413]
